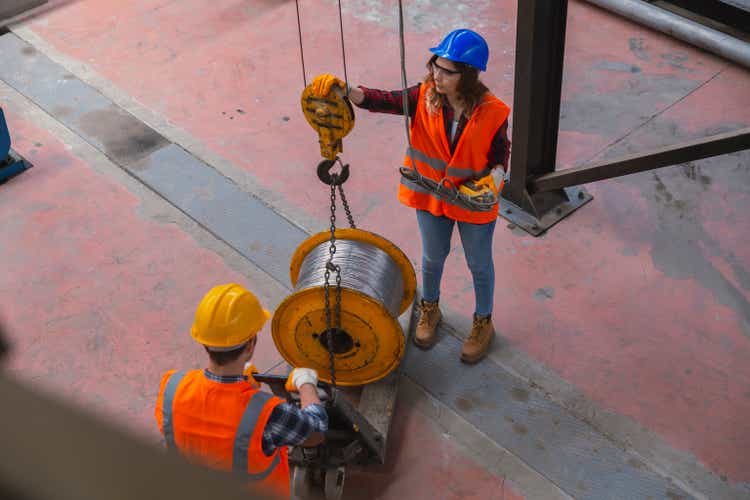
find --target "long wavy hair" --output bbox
[423,54,489,117]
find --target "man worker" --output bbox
[155,283,328,499]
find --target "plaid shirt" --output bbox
[356,83,511,169]
[203,370,328,456]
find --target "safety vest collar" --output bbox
[203,368,248,384]
[446,164,493,180]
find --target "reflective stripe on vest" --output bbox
[399,175,484,212]
[407,145,494,181]
[408,144,493,180]
[233,391,281,480]
[406,146,446,176]
[447,164,493,180]
[162,370,187,452]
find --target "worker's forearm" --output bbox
[298,383,321,408]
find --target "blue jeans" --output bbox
[416,209,496,316]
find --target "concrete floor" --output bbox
[1,0,749,498]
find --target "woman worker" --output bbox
[314,29,511,364]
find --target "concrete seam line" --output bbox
[0,79,291,305]
[400,376,575,500]
[580,65,729,166]
[8,25,323,236]
[436,309,741,500]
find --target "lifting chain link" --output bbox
[338,183,356,230]
[322,168,355,389]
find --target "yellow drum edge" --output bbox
[271,287,406,386]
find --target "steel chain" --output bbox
[337,183,356,229]
[323,176,339,388]
[322,165,356,389]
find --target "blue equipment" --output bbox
[429,29,489,72]
[0,107,31,184]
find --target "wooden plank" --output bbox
[357,372,399,441]
[357,301,415,460]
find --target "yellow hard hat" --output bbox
[190,284,271,350]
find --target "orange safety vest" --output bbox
[399,83,511,224]
[155,369,290,499]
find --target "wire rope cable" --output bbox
[296,239,406,318]
[295,0,308,88]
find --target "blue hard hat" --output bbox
[429,29,489,71]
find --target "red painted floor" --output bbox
[345,395,524,500]
[3,0,750,492]
[0,105,284,438]
[0,61,526,500]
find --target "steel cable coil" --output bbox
[272,229,416,386]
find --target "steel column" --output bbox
[501,0,592,235]
[0,0,47,25]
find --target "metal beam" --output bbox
[583,0,750,69]
[504,0,568,209]
[531,127,750,192]
[658,0,750,34]
[500,0,593,236]
[0,0,46,24]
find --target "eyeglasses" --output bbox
[431,61,461,77]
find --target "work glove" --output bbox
[243,362,260,389]
[311,73,346,98]
[284,368,319,393]
[460,168,506,198]
[490,167,507,193]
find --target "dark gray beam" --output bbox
[503,0,568,211]
[531,127,750,192]
[583,0,750,69]
[0,0,47,24]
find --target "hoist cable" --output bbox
[294,0,350,92]
[337,0,350,93]
[398,0,412,149]
[295,0,308,88]
[398,0,420,179]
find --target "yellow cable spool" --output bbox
[272,229,416,386]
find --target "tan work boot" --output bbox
[413,299,442,349]
[460,314,495,364]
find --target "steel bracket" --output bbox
[0,150,32,184]
[499,186,593,236]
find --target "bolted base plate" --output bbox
[499,186,593,236]
[0,150,32,185]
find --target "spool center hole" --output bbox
[317,328,355,354]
